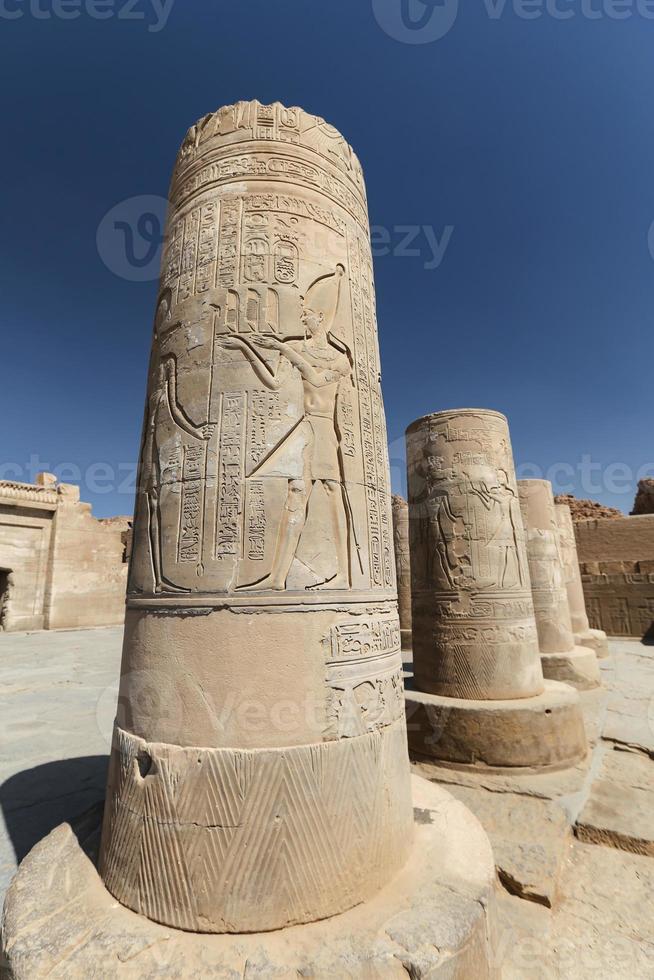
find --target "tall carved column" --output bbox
[392,494,412,650]
[405,410,587,770]
[555,503,609,658]
[97,100,415,933]
[519,480,601,690]
[1,104,501,979]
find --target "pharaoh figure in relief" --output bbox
[219,264,358,590]
[101,101,411,936]
[406,410,543,700]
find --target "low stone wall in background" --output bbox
[575,515,654,638]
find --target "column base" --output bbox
[1,776,499,979]
[541,645,602,690]
[575,628,610,659]
[405,680,588,772]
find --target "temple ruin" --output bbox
[1,102,500,977]
[0,474,129,632]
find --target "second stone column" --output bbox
[519,480,602,690]
[405,409,587,770]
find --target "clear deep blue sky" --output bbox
[2,1,653,517]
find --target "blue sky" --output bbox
[1,0,653,517]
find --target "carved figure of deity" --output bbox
[219,264,359,590]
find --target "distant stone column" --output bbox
[392,495,412,650]
[555,503,609,658]
[519,481,601,690]
[404,409,587,771]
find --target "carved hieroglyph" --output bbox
[392,495,412,650]
[99,101,413,934]
[406,410,544,700]
[519,480,601,689]
[555,503,609,656]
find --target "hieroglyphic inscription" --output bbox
[339,393,356,459]
[324,654,404,740]
[174,154,368,230]
[347,229,393,588]
[178,444,205,563]
[215,392,245,560]
[327,615,401,663]
[218,200,242,289]
[247,390,282,469]
[247,481,266,561]
[246,193,347,238]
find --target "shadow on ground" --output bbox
[0,756,108,864]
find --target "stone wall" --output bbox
[575,515,654,638]
[0,475,130,633]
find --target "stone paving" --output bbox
[1,630,653,976]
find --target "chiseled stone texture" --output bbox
[1,777,500,979]
[555,503,609,658]
[519,480,601,691]
[575,515,654,639]
[391,495,412,650]
[576,747,654,856]
[406,409,544,701]
[439,783,570,908]
[550,840,654,978]
[405,678,587,772]
[98,101,414,934]
[0,477,128,632]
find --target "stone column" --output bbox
[94,100,417,935]
[404,409,587,770]
[555,503,609,658]
[519,480,601,690]
[392,494,412,650]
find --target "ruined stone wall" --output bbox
[0,478,128,632]
[575,515,654,637]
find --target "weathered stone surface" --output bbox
[495,891,555,979]
[438,784,569,908]
[631,478,654,516]
[1,777,500,979]
[576,747,654,856]
[391,494,412,650]
[406,409,543,701]
[551,840,654,978]
[0,476,128,632]
[405,678,587,772]
[556,503,609,658]
[602,646,654,755]
[554,493,622,522]
[575,515,654,638]
[519,481,601,691]
[98,100,415,935]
